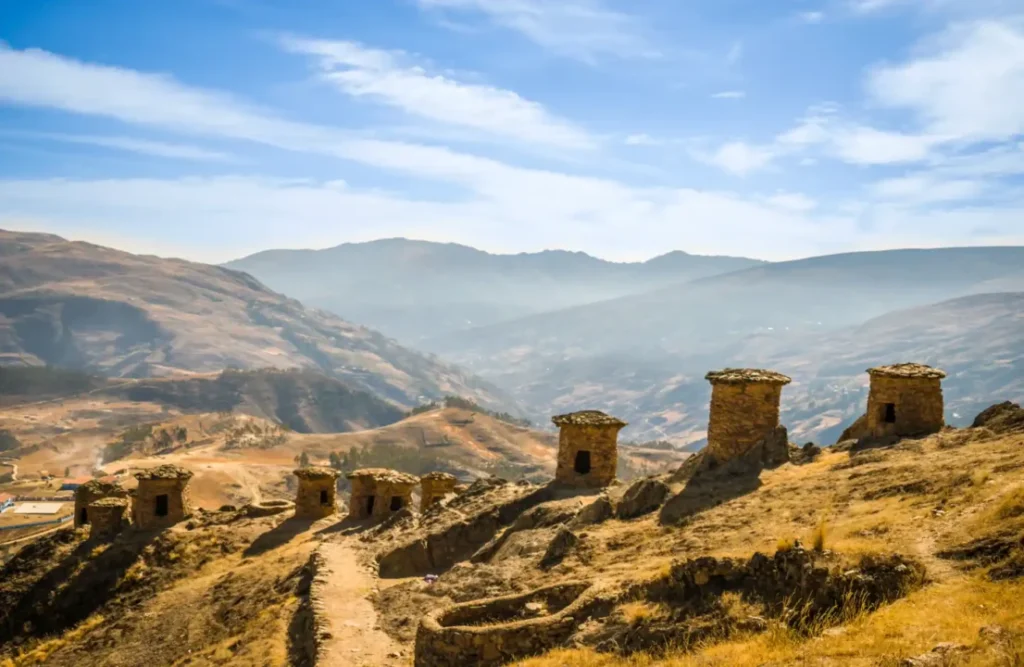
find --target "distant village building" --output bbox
[347,468,418,520]
[293,466,341,519]
[132,464,193,530]
[0,492,13,512]
[551,410,627,487]
[74,479,128,528]
[420,471,457,512]
[60,476,93,492]
[705,369,792,463]
[864,363,946,438]
[88,497,129,540]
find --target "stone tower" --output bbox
[293,466,341,519]
[347,468,418,520]
[420,471,457,512]
[552,410,627,487]
[88,497,129,541]
[74,479,128,529]
[132,464,193,530]
[865,363,946,438]
[705,368,792,464]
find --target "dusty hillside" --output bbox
[3,404,1023,667]
[0,229,511,411]
[226,238,762,344]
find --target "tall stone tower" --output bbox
[552,410,626,487]
[865,363,946,438]
[705,369,792,464]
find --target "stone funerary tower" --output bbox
[552,410,626,487]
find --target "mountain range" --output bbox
[0,230,510,412]
[224,238,762,344]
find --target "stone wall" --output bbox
[866,376,944,438]
[421,473,457,512]
[88,497,128,541]
[295,474,339,519]
[706,382,786,462]
[133,478,191,530]
[74,480,128,529]
[554,424,620,487]
[414,581,614,667]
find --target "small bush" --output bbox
[811,518,828,552]
[995,487,1024,520]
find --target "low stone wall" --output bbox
[245,499,296,518]
[414,581,614,667]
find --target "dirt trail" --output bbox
[318,541,407,667]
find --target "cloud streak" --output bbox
[279,36,596,149]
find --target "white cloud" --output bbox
[1,130,233,161]
[867,21,1024,144]
[624,133,659,146]
[798,11,826,23]
[829,126,938,164]
[279,36,595,150]
[711,90,746,99]
[414,0,657,62]
[869,175,985,203]
[849,0,903,13]
[692,141,776,176]
[767,192,818,212]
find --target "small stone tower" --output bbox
[705,368,792,463]
[347,468,418,520]
[552,410,627,487]
[74,479,128,529]
[865,363,946,438]
[294,466,341,519]
[88,497,129,541]
[132,464,193,530]
[420,471,457,512]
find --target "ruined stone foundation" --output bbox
[294,466,341,519]
[420,471,458,512]
[88,497,129,540]
[705,369,791,464]
[74,479,128,529]
[347,468,418,520]
[132,464,193,530]
[552,410,627,488]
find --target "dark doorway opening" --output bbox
[883,403,897,424]
[319,489,330,505]
[574,450,592,475]
[390,496,403,511]
[155,494,169,517]
[79,508,88,525]
[366,495,376,516]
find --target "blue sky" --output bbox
[0,0,1022,262]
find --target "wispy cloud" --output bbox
[278,35,596,150]
[414,0,658,63]
[624,133,659,146]
[2,130,234,161]
[711,90,745,99]
[798,11,826,23]
[726,41,744,66]
[691,141,776,176]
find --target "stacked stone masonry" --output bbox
[865,363,946,438]
[347,468,418,520]
[88,497,129,540]
[132,464,193,530]
[415,581,611,667]
[74,479,128,529]
[294,466,341,519]
[552,410,626,487]
[421,472,458,512]
[705,368,791,463]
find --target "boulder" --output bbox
[616,478,670,520]
[571,495,615,527]
[540,526,579,568]
[972,402,1024,434]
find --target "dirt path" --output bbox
[318,541,408,667]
